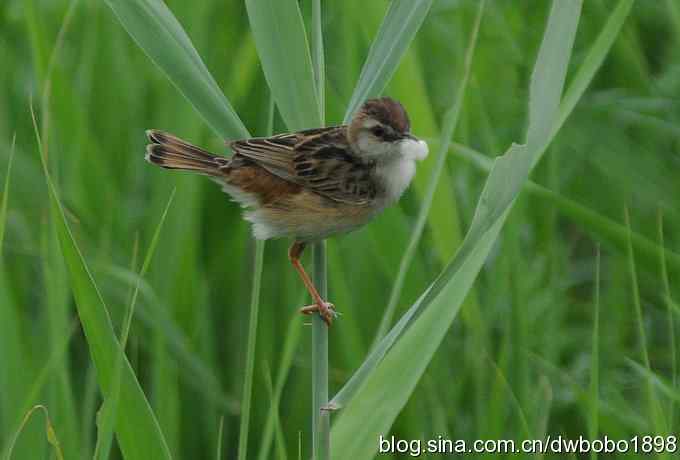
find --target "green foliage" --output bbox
[1,0,679,459]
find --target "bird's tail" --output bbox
[145,129,228,175]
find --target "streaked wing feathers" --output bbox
[230,126,375,205]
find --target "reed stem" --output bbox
[311,241,329,459]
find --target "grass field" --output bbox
[1,0,680,458]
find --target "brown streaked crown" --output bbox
[348,97,411,144]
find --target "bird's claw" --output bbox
[300,301,338,326]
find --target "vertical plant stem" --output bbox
[237,239,265,460]
[657,209,676,427]
[588,245,600,460]
[312,242,329,459]
[310,1,329,458]
[311,0,324,124]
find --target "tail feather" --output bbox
[145,129,228,175]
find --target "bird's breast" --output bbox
[374,158,416,205]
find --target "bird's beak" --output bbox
[400,134,429,161]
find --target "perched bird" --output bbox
[145,97,428,326]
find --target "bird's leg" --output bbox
[288,241,336,326]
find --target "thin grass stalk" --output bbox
[237,189,267,460]
[373,0,484,343]
[310,1,329,458]
[237,91,273,460]
[311,242,329,459]
[257,304,304,460]
[216,416,224,460]
[0,134,15,252]
[95,190,176,460]
[311,0,324,125]
[624,206,666,435]
[262,362,289,460]
[657,209,677,428]
[589,245,600,460]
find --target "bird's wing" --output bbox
[230,126,375,205]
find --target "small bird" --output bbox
[145,97,428,326]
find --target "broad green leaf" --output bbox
[105,0,249,140]
[344,0,433,122]
[32,110,172,460]
[330,2,583,458]
[245,0,321,131]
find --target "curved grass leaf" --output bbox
[330,2,583,457]
[452,142,680,276]
[4,405,64,460]
[245,0,321,131]
[343,0,433,122]
[95,190,176,460]
[32,109,172,460]
[373,0,484,343]
[105,0,249,140]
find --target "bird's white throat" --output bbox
[375,139,428,204]
[401,138,429,161]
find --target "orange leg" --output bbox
[288,241,336,326]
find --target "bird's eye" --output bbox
[371,126,385,138]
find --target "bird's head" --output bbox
[348,97,428,163]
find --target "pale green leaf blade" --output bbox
[105,0,249,140]
[344,0,433,122]
[32,112,172,460]
[330,2,583,458]
[245,0,321,130]
[95,189,176,460]
[373,0,484,342]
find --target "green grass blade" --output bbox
[215,416,224,460]
[658,209,677,427]
[373,0,484,342]
[0,321,78,460]
[624,205,666,434]
[31,108,172,460]
[343,0,433,122]
[311,0,324,123]
[95,189,176,460]
[330,2,582,457]
[245,0,321,131]
[4,405,64,460]
[237,239,265,460]
[0,134,15,254]
[452,141,680,276]
[256,312,303,460]
[262,363,288,460]
[553,0,635,137]
[105,0,249,139]
[589,246,600,460]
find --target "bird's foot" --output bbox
[300,301,338,326]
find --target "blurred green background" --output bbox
[1,0,680,458]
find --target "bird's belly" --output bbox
[245,190,378,241]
